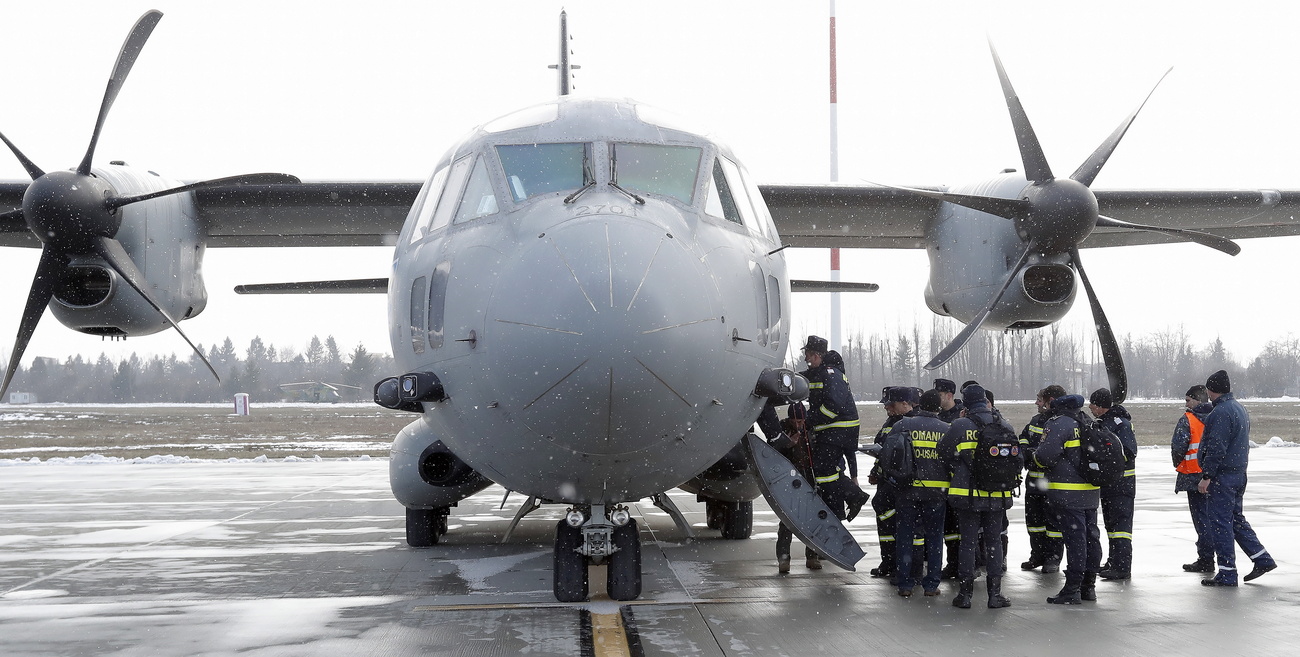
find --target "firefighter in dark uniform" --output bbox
[1019,385,1065,573]
[889,389,952,596]
[1089,387,1137,580]
[933,378,965,578]
[797,335,869,570]
[1035,394,1102,604]
[868,385,915,578]
[938,385,1015,609]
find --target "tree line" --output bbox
[825,319,1300,401]
[5,324,1298,403]
[8,335,393,403]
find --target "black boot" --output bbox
[987,576,1010,609]
[1047,576,1082,605]
[952,578,974,609]
[1021,554,1044,571]
[1041,557,1061,574]
[1081,572,1097,601]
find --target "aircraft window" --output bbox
[719,157,759,231]
[408,165,450,244]
[611,143,701,205]
[453,157,499,224]
[750,262,769,347]
[738,164,777,242]
[410,276,428,354]
[427,261,451,350]
[704,159,743,224]
[431,156,473,232]
[496,143,589,202]
[766,275,781,351]
[484,103,559,133]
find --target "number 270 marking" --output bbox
[572,204,637,217]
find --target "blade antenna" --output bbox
[78,10,163,176]
[1071,68,1173,188]
[1070,247,1127,403]
[989,40,1053,183]
[925,245,1034,370]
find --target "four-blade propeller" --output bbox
[0,10,295,399]
[888,42,1241,404]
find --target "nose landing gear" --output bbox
[552,504,643,602]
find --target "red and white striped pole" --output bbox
[828,1,842,353]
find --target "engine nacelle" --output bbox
[923,174,1077,331]
[47,164,208,337]
[390,416,493,509]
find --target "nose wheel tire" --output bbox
[719,500,753,540]
[553,520,589,602]
[607,519,642,601]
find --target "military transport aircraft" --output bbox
[2,10,1299,602]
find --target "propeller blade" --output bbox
[106,173,301,211]
[77,10,164,176]
[988,41,1054,183]
[1096,214,1240,256]
[865,180,1030,220]
[0,130,45,180]
[1070,247,1127,404]
[925,245,1034,370]
[1,247,70,400]
[1071,68,1173,188]
[90,236,220,383]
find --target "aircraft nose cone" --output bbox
[485,216,723,455]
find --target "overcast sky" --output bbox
[1,1,1297,372]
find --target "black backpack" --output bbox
[969,411,1022,492]
[1072,412,1127,486]
[880,429,914,488]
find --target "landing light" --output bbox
[610,506,631,526]
[565,509,586,528]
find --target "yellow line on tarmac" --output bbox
[589,611,632,657]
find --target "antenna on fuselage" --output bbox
[548,9,580,95]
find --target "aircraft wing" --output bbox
[761,183,1300,250]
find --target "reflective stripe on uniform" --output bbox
[947,487,1013,498]
[913,480,950,489]
[1063,439,1081,448]
[814,420,861,431]
[913,538,926,546]
[807,382,824,389]
[1027,526,1046,533]
[956,441,978,451]
[1048,482,1100,491]
[879,536,895,543]
[1028,426,1044,435]
[1045,530,1063,539]
[815,472,841,483]
[1108,532,1133,540]
[1027,471,1044,478]
[945,533,961,542]
[1124,469,1136,477]
[878,509,896,521]
[912,440,938,448]
[820,405,836,418]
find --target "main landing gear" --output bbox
[705,499,753,539]
[406,506,450,546]
[553,504,642,602]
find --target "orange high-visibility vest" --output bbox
[1176,411,1204,474]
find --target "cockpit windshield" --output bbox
[496,143,590,202]
[611,143,701,205]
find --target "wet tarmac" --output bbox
[2,451,1299,656]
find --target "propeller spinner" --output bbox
[0,11,293,399]
[890,42,1241,404]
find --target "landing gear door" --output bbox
[743,433,865,571]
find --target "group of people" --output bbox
[765,335,1277,609]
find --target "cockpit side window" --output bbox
[430,156,474,232]
[704,158,743,224]
[719,156,761,235]
[453,157,500,224]
[408,165,450,244]
[611,143,701,205]
[496,143,589,202]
